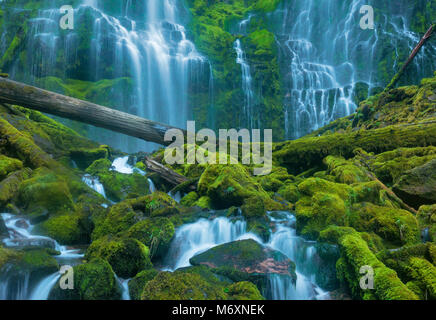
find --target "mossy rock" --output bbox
[0,155,23,180]
[348,203,420,246]
[141,270,228,300]
[34,211,92,245]
[85,236,152,278]
[295,192,347,239]
[324,156,369,184]
[86,159,149,202]
[180,191,199,207]
[128,268,158,300]
[190,239,296,283]
[69,146,109,170]
[278,183,300,203]
[241,196,265,218]
[197,164,271,210]
[226,281,265,300]
[92,193,176,240]
[393,159,436,208]
[0,168,32,205]
[17,167,75,215]
[125,217,175,260]
[297,177,351,200]
[49,258,120,300]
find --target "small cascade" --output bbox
[111,156,134,174]
[233,15,255,128]
[0,213,83,300]
[266,212,329,300]
[164,217,260,270]
[82,174,106,199]
[148,178,156,193]
[167,191,182,203]
[164,212,330,300]
[115,277,131,301]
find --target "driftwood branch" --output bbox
[385,24,435,91]
[0,77,185,146]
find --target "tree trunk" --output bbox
[144,157,188,186]
[0,77,185,146]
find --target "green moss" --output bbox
[277,183,300,203]
[417,204,436,242]
[128,268,158,300]
[125,217,175,259]
[86,236,152,278]
[0,155,23,180]
[405,257,436,299]
[180,191,199,207]
[0,168,32,205]
[195,196,212,209]
[49,258,120,300]
[18,167,75,215]
[69,146,109,169]
[226,281,265,300]
[85,159,149,202]
[34,211,92,245]
[297,178,351,200]
[324,156,369,184]
[337,231,418,300]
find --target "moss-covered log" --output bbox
[273,122,436,175]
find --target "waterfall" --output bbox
[82,174,107,198]
[163,213,330,300]
[163,217,259,270]
[4,0,211,153]
[0,213,83,300]
[111,156,134,174]
[271,0,436,139]
[233,15,256,129]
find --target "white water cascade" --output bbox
[270,0,436,139]
[163,213,330,300]
[164,217,260,271]
[0,213,84,300]
[233,14,256,129]
[6,0,211,153]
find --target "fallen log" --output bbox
[274,122,436,175]
[144,157,188,186]
[0,77,185,146]
[385,24,435,91]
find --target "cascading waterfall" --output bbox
[6,0,211,153]
[82,174,107,198]
[270,0,436,140]
[163,213,329,300]
[0,213,84,300]
[164,217,259,271]
[234,15,255,129]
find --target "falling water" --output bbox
[164,217,259,270]
[163,213,330,300]
[82,174,107,198]
[270,0,436,139]
[0,213,84,300]
[4,0,211,153]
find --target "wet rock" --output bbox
[0,215,8,238]
[190,239,297,283]
[393,159,436,208]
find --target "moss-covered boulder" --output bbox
[198,164,267,208]
[0,155,23,180]
[128,268,159,300]
[393,159,436,208]
[278,183,300,203]
[190,239,296,284]
[85,159,149,202]
[348,203,420,246]
[34,211,92,245]
[324,156,369,184]
[92,193,177,240]
[69,146,109,170]
[226,281,265,300]
[180,191,199,207]
[85,236,152,278]
[125,217,175,260]
[0,168,32,205]
[49,259,120,300]
[17,167,75,215]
